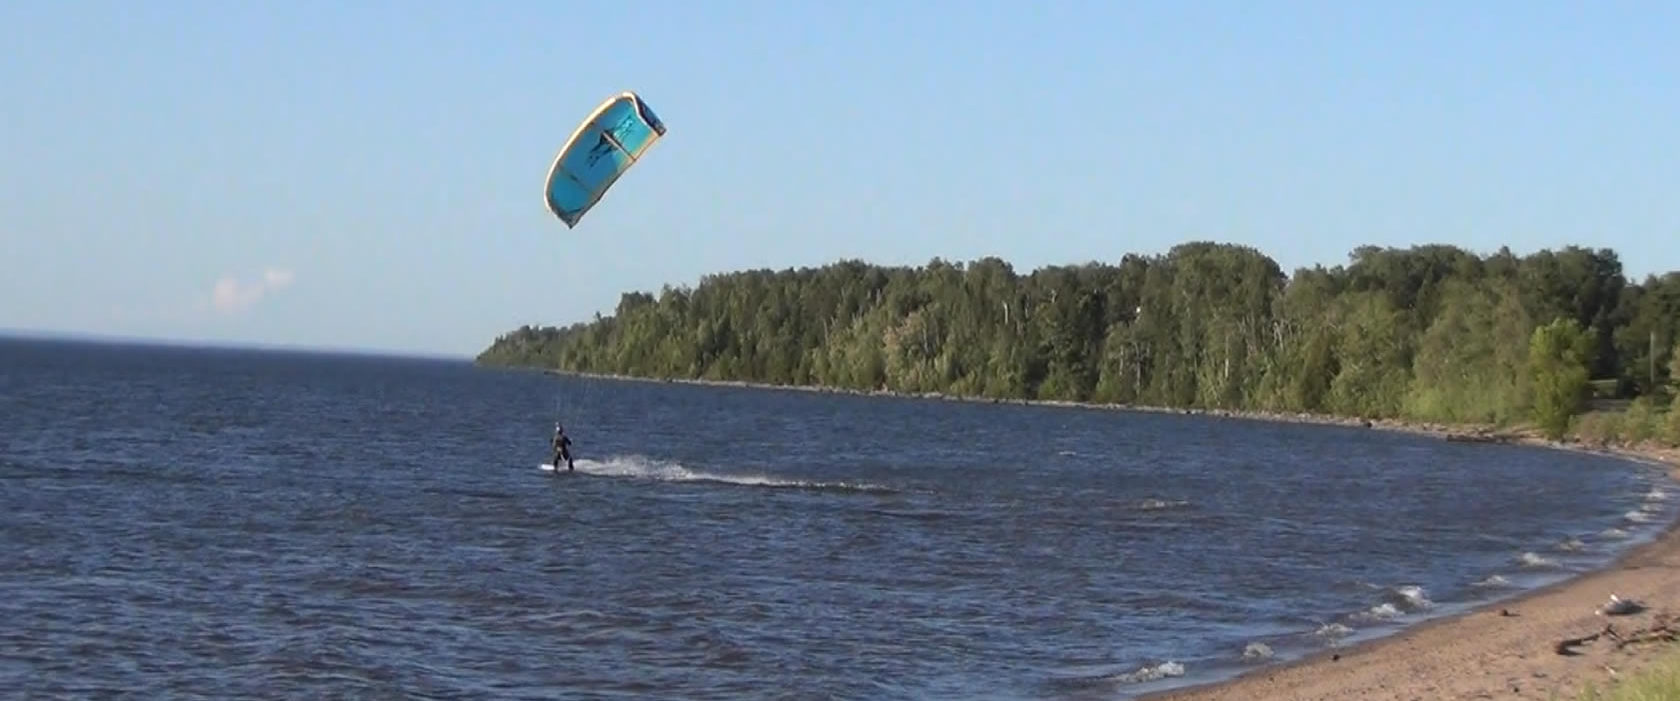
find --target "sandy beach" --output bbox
[549,370,1680,699]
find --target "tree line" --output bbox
[478,242,1680,440]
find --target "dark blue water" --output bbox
[3,337,1675,699]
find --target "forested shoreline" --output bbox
[478,242,1680,443]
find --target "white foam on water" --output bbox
[1314,622,1354,639]
[542,454,893,493]
[1390,585,1433,612]
[1472,574,1513,589]
[1133,498,1192,511]
[1112,660,1185,684]
[1353,602,1403,622]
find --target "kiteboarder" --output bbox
[551,423,574,472]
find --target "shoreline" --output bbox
[539,365,1678,463]
[534,366,1680,699]
[1139,464,1680,701]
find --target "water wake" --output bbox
[543,454,895,494]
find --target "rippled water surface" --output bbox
[2,337,1675,699]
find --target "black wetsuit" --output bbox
[552,432,574,472]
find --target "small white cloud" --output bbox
[210,267,295,314]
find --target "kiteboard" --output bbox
[539,463,575,474]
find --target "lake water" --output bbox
[3,336,1675,699]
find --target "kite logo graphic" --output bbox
[586,135,615,167]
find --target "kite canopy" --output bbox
[543,91,667,228]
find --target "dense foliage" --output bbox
[479,242,1680,434]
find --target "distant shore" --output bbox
[546,366,1680,700]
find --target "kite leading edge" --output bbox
[543,91,668,228]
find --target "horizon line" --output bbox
[0,328,476,362]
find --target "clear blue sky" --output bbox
[3,1,1675,358]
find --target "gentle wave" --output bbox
[1112,660,1186,684]
[1473,574,1513,589]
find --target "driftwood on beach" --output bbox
[1555,611,1680,656]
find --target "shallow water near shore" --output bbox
[3,336,1676,699]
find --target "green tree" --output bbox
[1668,339,1680,399]
[1404,278,1533,423]
[1528,318,1595,440]
[1326,292,1413,419]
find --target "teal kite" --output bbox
[543,91,668,228]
